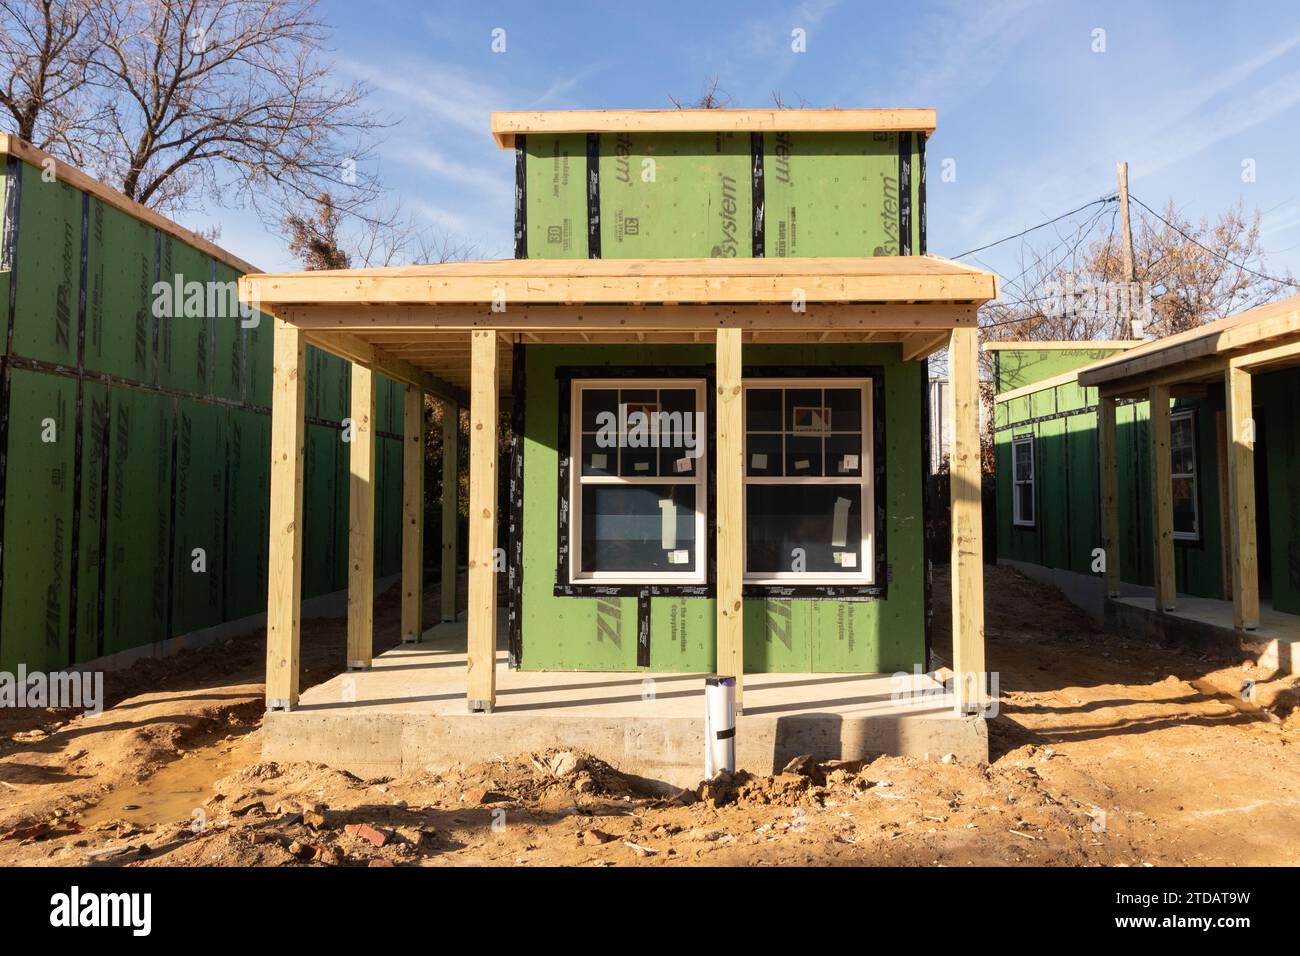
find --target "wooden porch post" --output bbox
[266,318,307,710]
[347,364,376,669]
[1098,395,1122,597]
[948,326,986,713]
[1148,384,1177,611]
[440,399,460,623]
[716,328,744,707]
[400,385,425,643]
[467,331,498,712]
[1225,365,1259,630]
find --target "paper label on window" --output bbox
[794,459,810,471]
[832,496,850,548]
[667,549,690,564]
[659,499,676,550]
[634,461,650,472]
[833,551,857,568]
[839,454,859,473]
[751,453,768,470]
[674,457,692,473]
[590,453,607,470]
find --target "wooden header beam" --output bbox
[491,108,938,149]
[281,303,979,335]
[241,257,997,309]
[303,330,467,406]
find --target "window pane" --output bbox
[1173,478,1196,535]
[785,435,823,477]
[824,388,862,432]
[746,434,782,476]
[825,434,863,475]
[746,388,782,432]
[580,389,617,431]
[580,485,696,573]
[1016,483,1034,523]
[1014,440,1032,480]
[787,388,827,433]
[1171,415,1194,452]
[746,485,862,574]
[580,434,616,476]
[619,442,658,477]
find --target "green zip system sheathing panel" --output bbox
[519,131,923,259]
[1255,368,1300,614]
[520,342,924,673]
[0,369,76,672]
[763,132,912,257]
[0,153,408,672]
[995,352,1229,602]
[599,132,751,258]
[525,134,586,258]
[993,347,1131,393]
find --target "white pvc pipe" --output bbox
[704,675,736,779]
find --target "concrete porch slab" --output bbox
[264,622,987,789]
[1111,595,1300,674]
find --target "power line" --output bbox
[949,194,1116,259]
[1129,193,1300,290]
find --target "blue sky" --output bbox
[195,0,1300,289]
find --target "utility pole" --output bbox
[1117,161,1138,337]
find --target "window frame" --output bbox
[568,377,709,585]
[1170,408,1200,542]
[740,377,875,586]
[1011,433,1036,528]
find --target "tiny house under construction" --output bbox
[992,293,1300,674]
[248,110,999,782]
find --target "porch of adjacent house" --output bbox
[243,257,997,779]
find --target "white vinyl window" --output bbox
[1171,409,1199,541]
[1012,434,1035,527]
[741,379,874,585]
[569,379,707,584]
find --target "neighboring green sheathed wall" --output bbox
[0,155,405,673]
[993,347,1131,393]
[519,130,923,258]
[995,351,1227,600]
[520,342,925,673]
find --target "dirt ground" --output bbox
[2,565,1298,867]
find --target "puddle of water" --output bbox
[80,744,246,830]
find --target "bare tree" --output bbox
[669,77,734,110]
[284,192,481,270]
[0,0,99,159]
[981,198,1296,348]
[0,0,387,224]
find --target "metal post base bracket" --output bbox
[267,699,293,713]
[400,635,421,644]
[468,699,494,714]
[346,661,371,672]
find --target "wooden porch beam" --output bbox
[948,326,986,713]
[1097,395,1122,598]
[400,385,425,644]
[280,302,979,333]
[716,328,744,707]
[347,365,377,669]
[467,331,499,712]
[1149,384,1177,611]
[1225,367,1260,630]
[265,319,307,710]
[441,399,459,623]
[900,330,950,361]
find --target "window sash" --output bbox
[1170,410,1199,540]
[1012,435,1035,527]
[741,379,873,584]
[570,379,708,584]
